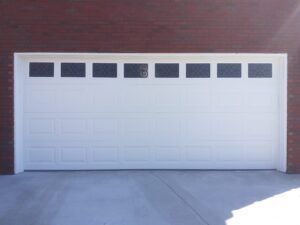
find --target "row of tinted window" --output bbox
[29,62,272,78]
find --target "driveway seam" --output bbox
[150,172,211,225]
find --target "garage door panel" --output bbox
[122,147,150,162]
[153,147,181,161]
[60,147,87,163]
[214,142,244,161]
[27,118,56,135]
[92,118,118,134]
[120,86,155,112]
[120,131,152,145]
[25,119,58,142]
[22,54,282,170]
[153,86,183,112]
[183,88,212,112]
[58,88,92,112]
[120,118,153,145]
[61,119,88,134]
[183,117,212,143]
[244,114,277,140]
[244,141,275,162]
[120,118,152,132]
[213,115,244,140]
[92,86,120,112]
[213,91,244,112]
[185,146,212,161]
[25,87,57,113]
[26,146,56,163]
[245,91,278,113]
[153,119,181,145]
[91,146,118,162]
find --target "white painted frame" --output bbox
[14,53,288,173]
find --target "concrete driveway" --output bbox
[0,171,299,225]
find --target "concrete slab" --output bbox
[0,171,299,225]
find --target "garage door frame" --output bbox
[13,53,288,173]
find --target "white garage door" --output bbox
[19,54,286,170]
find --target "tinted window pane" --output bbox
[155,64,179,78]
[248,63,272,78]
[29,62,54,77]
[61,63,85,77]
[186,64,210,78]
[217,63,241,78]
[124,64,148,78]
[93,63,117,78]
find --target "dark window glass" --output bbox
[186,64,210,78]
[248,63,272,78]
[93,63,117,78]
[155,64,179,78]
[217,63,241,78]
[61,63,85,77]
[29,62,54,77]
[124,64,148,78]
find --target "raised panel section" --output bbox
[244,142,274,161]
[120,86,154,112]
[61,147,86,162]
[93,119,118,134]
[183,117,211,143]
[154,147,181,161]
[213,116,243,140]
[61,119,88,134]
[215,142,244,161]
[91,147,118,162]
[58,88,91,112]
[153,119,181,145]
[120,118,152,145]
[245,91,277,112]
[92,119,119,145]
[28,119,55,134]
[27,147,56,163]
[25,88,57,113]
[213,91,244,112]
[183,89,211,112]
[244,115,277,140]
[185,146,212,161]
[122,147,149,161]
[92,87,119,112]
[93,119,117,133]
[153,86,182,112]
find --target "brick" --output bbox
[1,0,300,174]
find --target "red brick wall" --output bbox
[1,0,300,174]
